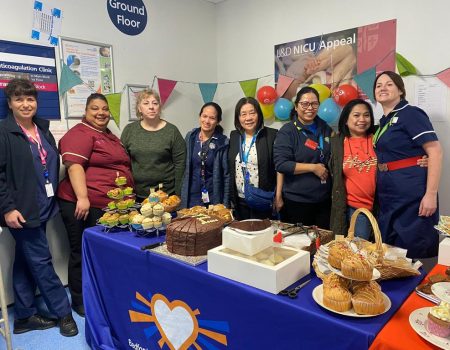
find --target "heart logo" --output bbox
[151,294,199,350]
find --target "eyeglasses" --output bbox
[298,101,320,109]
[240,111,257,117]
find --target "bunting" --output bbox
[276,75,294,97]
[157,78,177,106]
[353,67,376,103]
[59,62,84,95]
[105,93,121,128]
[396,53,417,77]
[239,79,258,98]
[198,83,218,103]
[437,68,450,89]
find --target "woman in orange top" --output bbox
[330,99,427,239]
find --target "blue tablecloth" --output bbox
[82,226,425,350]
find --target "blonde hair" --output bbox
[135,89,161,120]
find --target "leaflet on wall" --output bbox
[31,0,63,46]
[59,37,114,118]
[274,19,396,100]
[414,77,448,122]
[0,39,60,120]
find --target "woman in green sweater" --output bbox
[121,89,186,200]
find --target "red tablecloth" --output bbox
[370,264,446,350]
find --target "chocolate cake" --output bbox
[166,214,224,256]
[228,219,272,232]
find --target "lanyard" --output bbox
[373,112,398,147]
[293,120,324,161]
[199,137,214,188]
[240,133,258,165]
[18,123,49,180]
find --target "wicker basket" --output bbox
[347,208,420,280]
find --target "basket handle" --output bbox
[347,207,383,255]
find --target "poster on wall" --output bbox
[126,84,149,120]
[274,19,396,100]
[59,36,114,118]
[0,39,60,120]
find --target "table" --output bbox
[370,264,446,350]
[82,227,424,350]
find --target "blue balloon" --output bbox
[274,98,293,121]
[318,98,340,124]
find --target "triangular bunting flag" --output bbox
[276,75,294,97]
[59,62,84,95]
[198,83,218,103]
[157,78,177,106]
[437,68,450,89]
[239,79,258,98]
[105,93,121,128]
[354,67,376,103]
[396,53,417,77]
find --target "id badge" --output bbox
[45,182,54,197]
[201,189,210,203]
[305,138,318,150]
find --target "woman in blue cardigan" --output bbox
[181,102,229,208]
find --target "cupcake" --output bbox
[118,214,129,225]
[351,281,385,315]
[152,203,165,216]
[142,217,154,230]
[107,216,119,227]
[126,198,135,208]
[131,214,144,229]
[123,186,133,195]
[323,285,352,312]
[141,203,154,217]
[99,214,109,225]
[128,210,139,220]
[427,302,450,338]
[107,201,116,210]
[162,212,172,225]
[107,188,124,199]
[116,200,128,210]
[152,216,162,228]
[115,176,127,186]
[328,241,352,269]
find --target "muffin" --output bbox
[327,241,352,269]
[118,214,129,225]
[323,285,352,312]
[123,186,133,195]
[115,176,127,186]
[116,200,128,210]
[351,281,385,315]
[162,212,172,225]
[142,217,154,230]
[152,216,162,228]
[341,253,374,281]
[141,203,154,217]
[152,203,165,216]
[428,302,450,338]
[107,201,116,210]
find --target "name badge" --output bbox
[45,182,54,197]
[305,138,318,150]
[201,189,210,203]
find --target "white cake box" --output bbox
[222,225,274,256]
[208,245,310,294]
[438,237,450,265]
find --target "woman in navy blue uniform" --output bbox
[274,86,333,228]
[373,71,442,259]
[181,102,229,208]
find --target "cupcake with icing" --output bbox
[107,201,116,210]
[115,176,127,186]
[427,302,450,338]
[142,217,154,230]
[152,216,162,228]
[123,186,133,195]
[118,214,129,225]
[162,212,172,225]
[116,200,128,210]
[141,203,154,217]
[152,203,165,217]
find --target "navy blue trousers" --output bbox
[9,222,71,319]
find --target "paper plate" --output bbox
[432,282,450,303]
[328,263,381,281]
[409,307,450,350]
[312,284,390,317]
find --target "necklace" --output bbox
[344,136,377,173]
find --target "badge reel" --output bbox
[201,188,210,203]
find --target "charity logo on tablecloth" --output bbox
[129,292,230,350]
